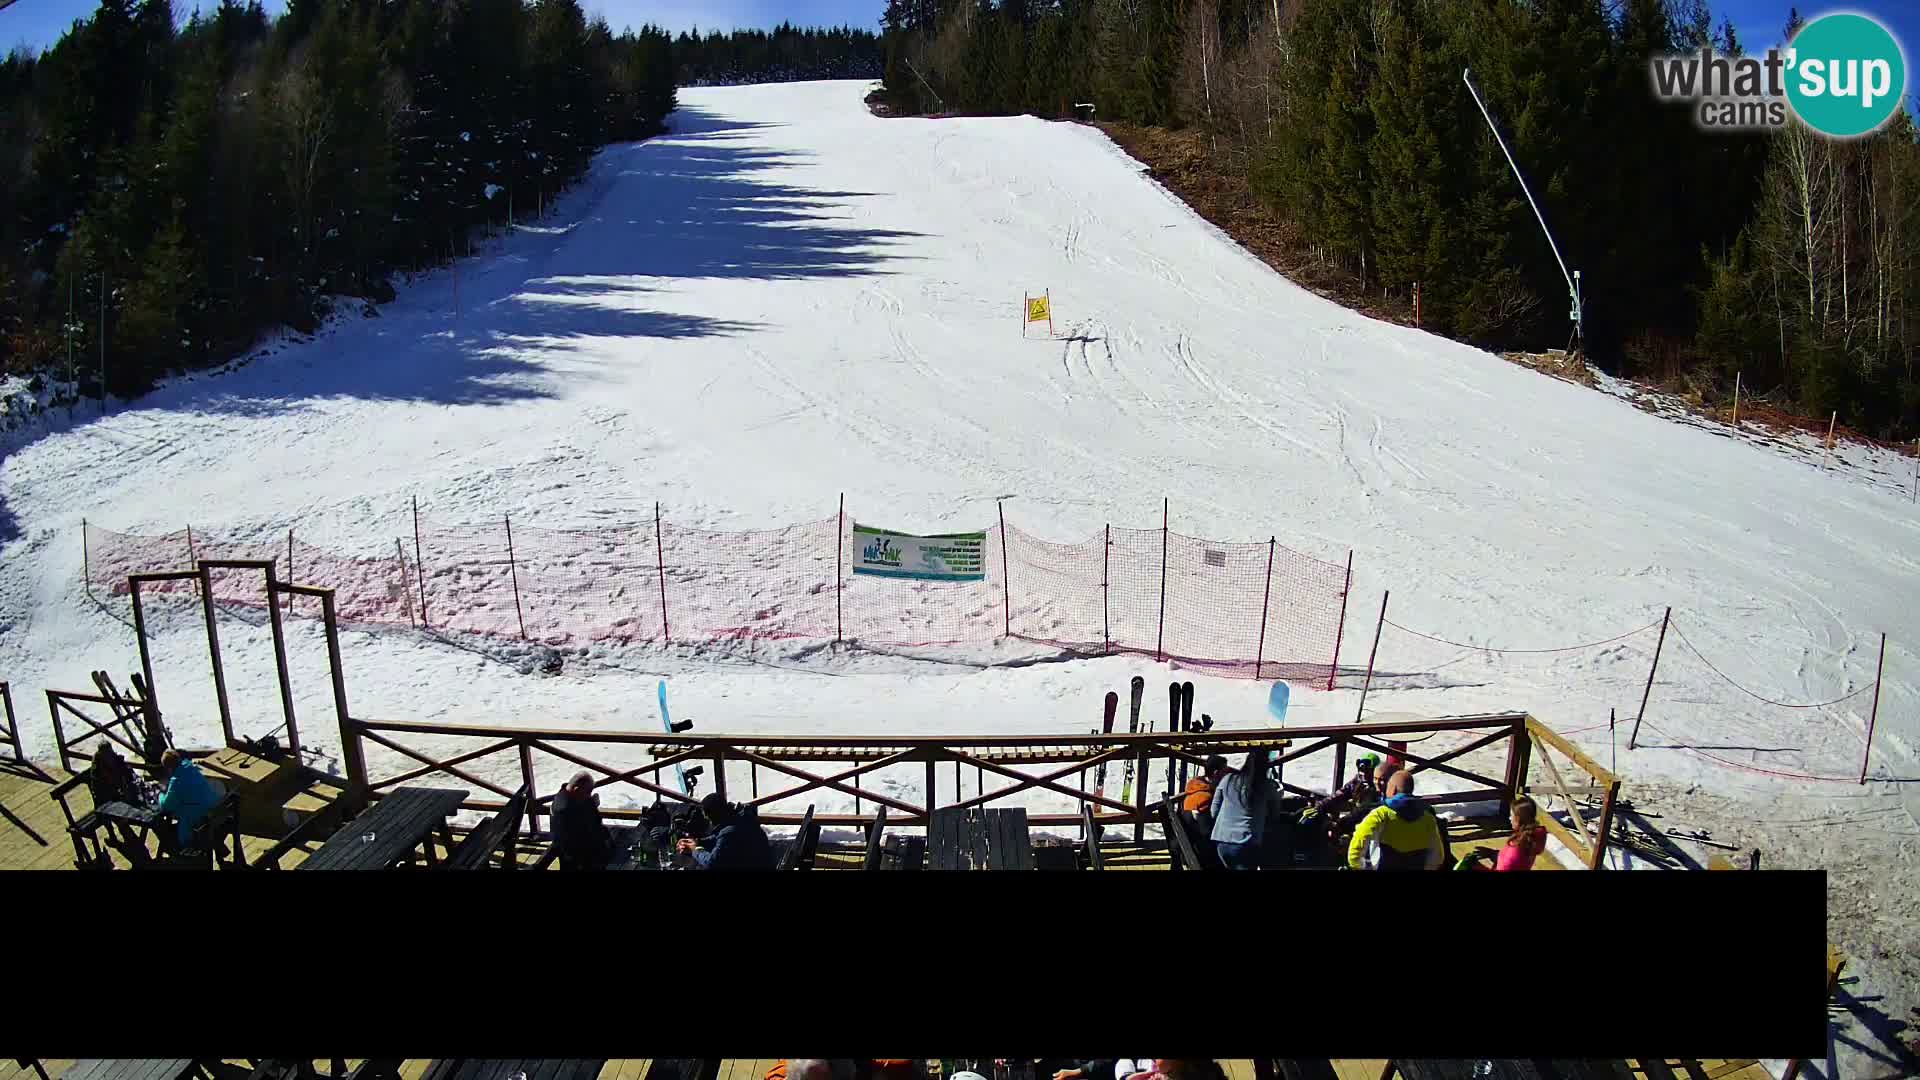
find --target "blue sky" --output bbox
[4,0,1916,74]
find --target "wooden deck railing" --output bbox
[342,711,1551,843]
[47,679,165,774]
[0,681,21,765]
[1521,715,1620,870]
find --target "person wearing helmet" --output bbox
[1303,752,1385,829]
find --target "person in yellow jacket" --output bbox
[1347,769,1446,871]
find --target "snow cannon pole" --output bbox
[1860,632,1885,785]
[1327,550,1352,692]
[1628,607,1670,750]
[1911,440,1917,502]
[1354,590,1388,723]
[287,529,295,615]
[82,519,92,601]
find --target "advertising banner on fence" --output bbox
[852,523,986,581]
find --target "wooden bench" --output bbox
[162,794,246,870]
[926,806,1033,869]
[775,804,820,870]
[1164,796,1211,870]
[443,786,529,870]
[862,804,890,870]
[985,807,1034,870]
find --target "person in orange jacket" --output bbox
[1180,755,1230,828]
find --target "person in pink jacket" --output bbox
[1458,795,1547,871]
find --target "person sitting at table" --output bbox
[89,743,144,807]
[674,792,774,870]
[1181,755,1230,832]
[551,770,615,870]
[156,749,221,851]
[1347,769,1446,871]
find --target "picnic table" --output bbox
[419,1060,607,1080]
[299,786,469,870]
[62,1061,204,1080]
[927,807,1033,870]
[89,800,170,867]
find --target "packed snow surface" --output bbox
[2,81,1917,1067]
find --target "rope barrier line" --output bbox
[1669,621,1878,710]
[1634,717,1860,783]
[1381,615,1664,654]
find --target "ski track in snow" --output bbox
[3,82,1920,1042]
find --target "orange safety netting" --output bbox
[83,508,1351,682]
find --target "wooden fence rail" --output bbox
[0,681,21,765]
[343,711,1548,836]
[47,688,159,774]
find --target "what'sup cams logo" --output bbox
[1650,11,1908,137]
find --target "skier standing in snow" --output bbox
[1208,749,1276,870]
[1346,769,1446,871]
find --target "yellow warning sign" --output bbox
[1026,294,1051,323]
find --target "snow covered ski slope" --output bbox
[1,81,1915,838]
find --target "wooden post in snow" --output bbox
[1355,590,1388,722]
[1731,371,1741,426]
[1860,633,1885,785]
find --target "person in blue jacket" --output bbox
[156,750,221,850]
[675,793,774,870]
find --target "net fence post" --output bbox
[1102,523,1111,655]
[655,501,670,643]
[82,518,92,601]
[999,500,1012,640]
[1628,606,1670,749]
[1355,590,1388,722]
[1255,536,1274,680]
[1156,498,1169,662]
[836,494,845,648]
[396,538,416,629]
[411,495,430,629]
[505,514,528,641]
[1327,550,1353,691]
[1860,632,1885,785]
